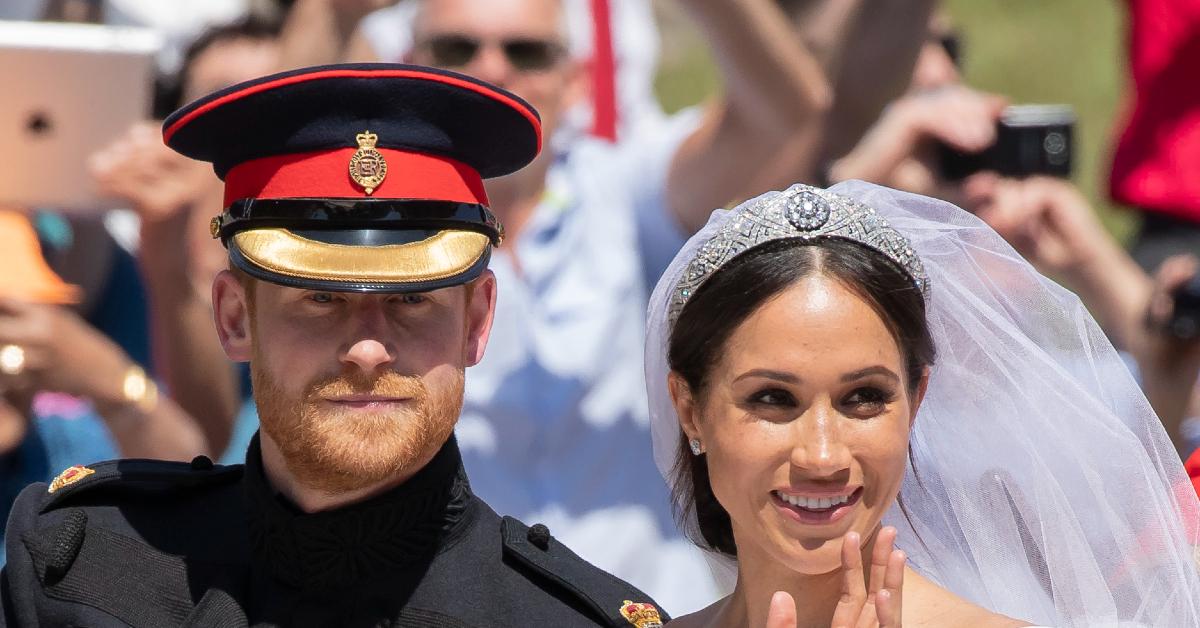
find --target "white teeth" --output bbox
[777,491,852,510]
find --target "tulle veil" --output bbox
[644,180,1200,627]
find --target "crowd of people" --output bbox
[2,0,1200,626]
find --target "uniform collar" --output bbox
[243,433,475,591]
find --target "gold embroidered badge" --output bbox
[349,131,388,195]
[48,465,95,493]
[619,600,664,628]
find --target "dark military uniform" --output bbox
[0,64,669,627]
[0,437,665,626]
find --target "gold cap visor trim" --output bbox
[232,228,489,284]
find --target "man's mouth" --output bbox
[322,395,413,409]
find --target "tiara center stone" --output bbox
[785,190,830,231]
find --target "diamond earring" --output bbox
[689,439,703,456]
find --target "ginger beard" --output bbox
[251,347,464,494]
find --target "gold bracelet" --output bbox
[121,365,158,413]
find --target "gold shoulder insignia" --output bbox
[48,464,95,493]
[619,600,664,628]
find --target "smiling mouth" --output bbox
[771,487,863,523]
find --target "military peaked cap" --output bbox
[162,63,541,292]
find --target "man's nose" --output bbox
[465,44,513,89]
[341,338,395,373]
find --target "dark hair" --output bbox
[155,15,283,117]
[667,237,936,556]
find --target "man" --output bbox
[1,65,665,626]
[219,0,830,611]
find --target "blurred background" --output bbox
[654,0,1130,237]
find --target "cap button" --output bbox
[190,455,214,471]
[527,523,551,550]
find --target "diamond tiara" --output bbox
[668,184,930,326]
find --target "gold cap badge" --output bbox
[349,131,388,195]
[619,600,664,628]
[48,464,95,493]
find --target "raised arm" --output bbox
[665,0,841,233]
[90,122,241,456]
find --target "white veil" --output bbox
[644,180,1200,627]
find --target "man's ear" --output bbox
[562,57,590,114]
[462,271,497,367]
[212,270,253,362]
[668,372,703,443]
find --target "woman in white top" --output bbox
[644,181,1200,627]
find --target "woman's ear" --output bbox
[908,366,931,429]
[668,372,703,442]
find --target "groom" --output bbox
[0,64,666,627]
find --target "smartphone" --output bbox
[938,104,1074,181]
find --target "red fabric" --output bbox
[1186,446,1200,499]
[222,147,489,207]
[589,0,618,142]
[1109,0,1200,221]
[163,67,542,153]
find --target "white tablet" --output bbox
[0,20,160,212]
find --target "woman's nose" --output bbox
[789,405,852,476]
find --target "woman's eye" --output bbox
[843,387,895,413]
[749,388,797,407]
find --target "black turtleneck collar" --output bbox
[242,433,475,591]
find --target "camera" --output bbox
[1169,273,1200,340]
[938,104,1074,180]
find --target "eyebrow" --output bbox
[841,366,901,383]
[733,369,800,384]
[732,365,901,385]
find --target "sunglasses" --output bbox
[421,35,565,72]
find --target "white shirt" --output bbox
[456,109,722,614]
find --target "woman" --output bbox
[644,181,1200,627]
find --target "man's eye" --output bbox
[400,294,427,305]
[310,293,334,304]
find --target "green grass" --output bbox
[653,0,1136,241]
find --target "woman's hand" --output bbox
[765,527,906,628]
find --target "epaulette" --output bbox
[38,455,243,514]
[500,516,669,628]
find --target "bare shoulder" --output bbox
[904,568,1033,628]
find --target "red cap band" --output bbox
[222,147,490,207]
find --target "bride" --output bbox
[643,181,1200,627]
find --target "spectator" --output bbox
[0,209,207,564]
[348,0,666,143]
[1110,0,1200,273]
[90,15,284,457]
